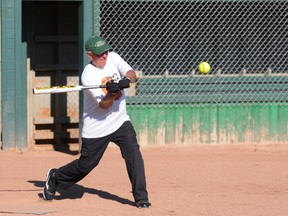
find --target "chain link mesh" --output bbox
[96,0,287,105]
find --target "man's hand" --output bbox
[118,77,131,90]
[106,80,119,94]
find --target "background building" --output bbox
[1,0,287,151]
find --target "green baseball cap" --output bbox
[85,36,111,55]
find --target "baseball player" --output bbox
[43,35,151,208]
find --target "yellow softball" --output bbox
[198,62,211,74]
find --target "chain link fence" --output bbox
[96,0,287,105]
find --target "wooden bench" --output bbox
[126,75,288,104]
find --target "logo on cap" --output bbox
[95,41,106,47]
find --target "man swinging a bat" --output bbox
[42,35,151,209]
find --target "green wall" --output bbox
[127,103,288,146]
[1,0,27,150]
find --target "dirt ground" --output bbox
[1,145,288,216]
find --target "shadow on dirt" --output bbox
[29,180,135,206]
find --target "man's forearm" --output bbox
[99,93,117,109]
[125,70,137,83]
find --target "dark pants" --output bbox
[55,121,148,202]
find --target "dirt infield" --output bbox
[1,145,288,216]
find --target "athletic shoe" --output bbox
[136,199,151,208]
[43,168,57,200]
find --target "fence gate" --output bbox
[24,1,80,150]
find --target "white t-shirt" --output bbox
[81,52,132,138]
